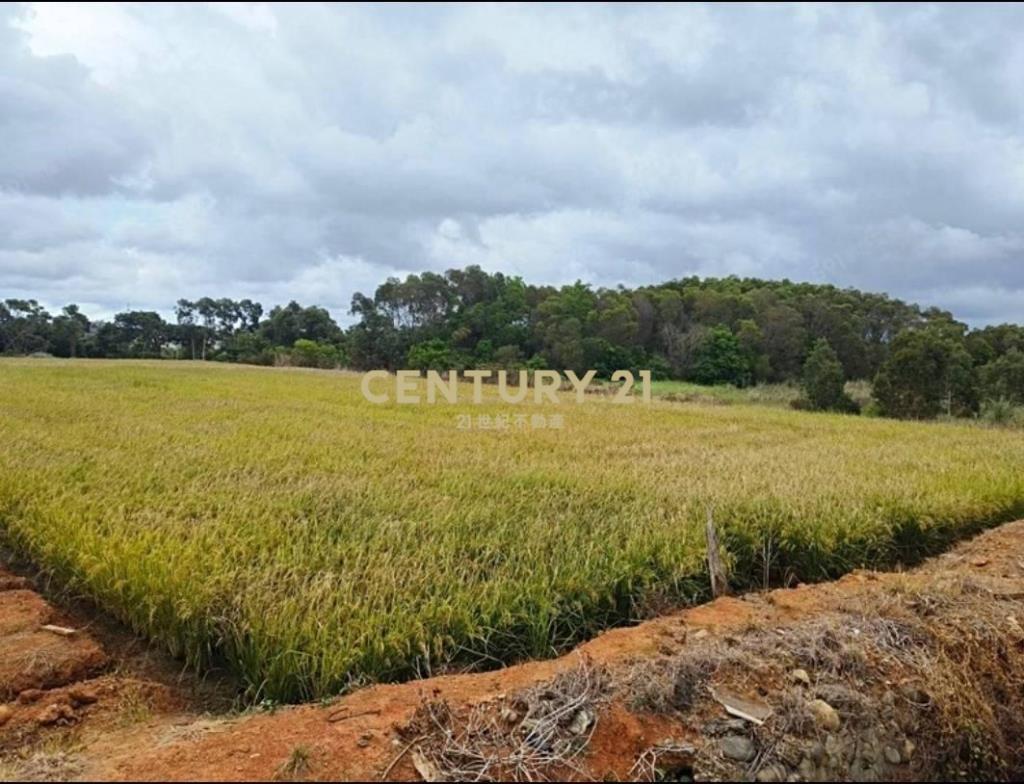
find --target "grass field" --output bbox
[648,379,801,407]
[647,378,875,410]
[2,359,1024,702]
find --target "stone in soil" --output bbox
[807,698,841,732]
[719,734,757,762]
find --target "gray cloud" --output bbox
[0,2,1022,326]
[0,6,150,198]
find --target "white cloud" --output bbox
[1,2,1023,326]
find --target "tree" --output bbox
[582,337,643,379]
[214,298,242,338]
[751,297,807,382]
[195,297,219,360]
[347,293,404,370]
[691,325,750,386]
[966,324,1024,367]
[874,328,978,419]
[534,282,597,373]
[406,338,454,372]
[51,304,90,358]
[736,319,772,382]
[660,324,706,379]
[219,331,273,365]
[260,301,343,347]
[6,268,1021,427]
[110,311,170,357]
[489,344,525,372]
[979,349,1024,405]
[800,339,857,413]
[237,299,264,332]
[290,339,342,369]
[174,299,200,360]
[0,299,52,354]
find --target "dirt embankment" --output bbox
[3,521,1024,782]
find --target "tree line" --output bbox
[3,267,1022,421]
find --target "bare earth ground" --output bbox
[2,521,1024,782]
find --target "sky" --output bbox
[1,2,1022,326]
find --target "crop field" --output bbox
[2,359,1024,702]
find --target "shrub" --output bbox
[291,339,342,369]
[691,325,750,387]
[407,339,454,372]
[980,398,1024,429]
[799,339,859,413]
[874,328,978,419]
[979,349,1024,405]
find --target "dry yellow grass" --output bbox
[2,358,1023,701]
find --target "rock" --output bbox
[410,750,442,782]
[500,706,520,724]
[1007,616,1024,640]
[567,708,594,735]
[899,684,931,705]
[37,701,77,726]
[798,757,817,778]
[0,576,31,591]
[0,704,13,726]
[790,669,811,687]
[702,718,748,737]
[807,699,840,732]
[807,742,826,765]
[851,762,879,782]
[755,764,786,782]
[16,689,44,705]
[720,735,757,762]
[68,686,100,706]
[884,746,901,765]
[712,687,773,725]
[773,738,803,768]
[902,739,915,760]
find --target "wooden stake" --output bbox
[706,508,730,598]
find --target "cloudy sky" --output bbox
[2,3,1023,326]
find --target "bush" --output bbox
[691,325,750,387]
[979,398,1024,429]
[844,379,874,411]
[488,344,524,373]
[979,349,1024,406]
[799,339,859,413]
[220,332,275,366]
[407,339,454,372]
[874,328,978,419]
[290,339,343,369]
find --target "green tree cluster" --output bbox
[4,267,1021,424]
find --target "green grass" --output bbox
[2,359,1023,702]
[648,378,875,410]
[649,379,801,407]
